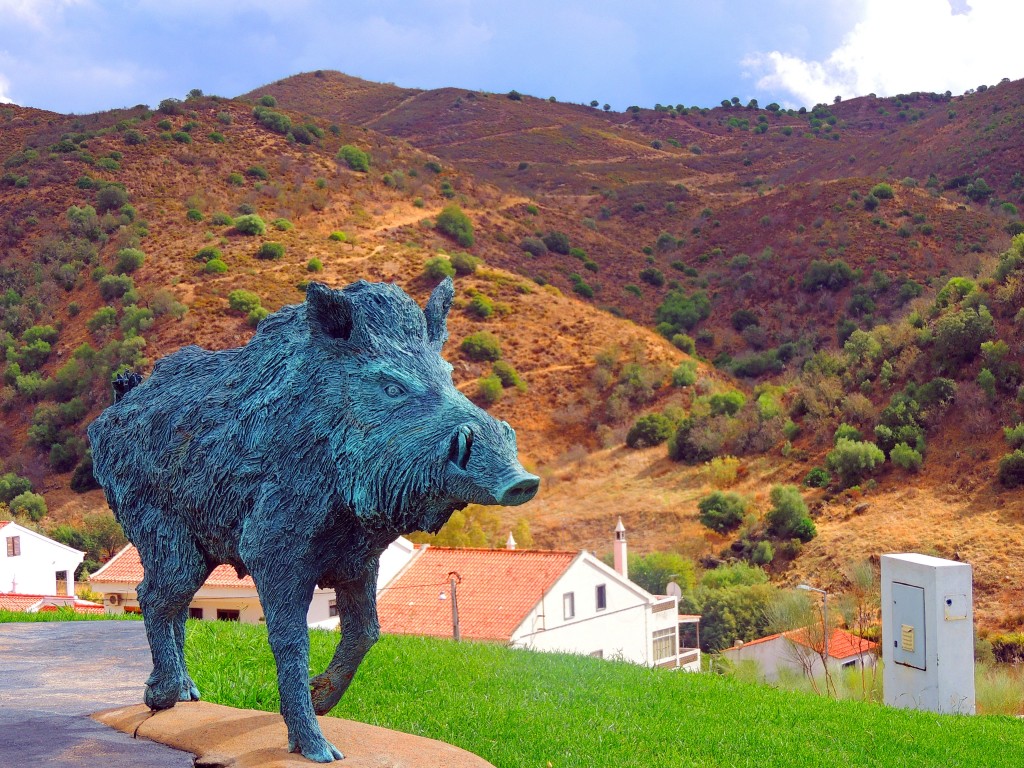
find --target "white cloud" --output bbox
[744,0,1024,105]
[0,73,13,104]
[0,0,89,31]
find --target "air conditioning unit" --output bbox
[107,594,121,606]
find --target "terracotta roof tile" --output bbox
[724,627,878,660]
[377,546,576,642]
[90,545,256,589]
[0,520,11,529]
[0,593,105,613]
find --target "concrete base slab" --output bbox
[93,701,495,768]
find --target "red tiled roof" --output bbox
[0,593,105,613]
[725,627,878,660]
[90,545,256,589]
[0,520,11,529]
[377,546,577,642]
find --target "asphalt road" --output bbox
[0,621,193,767]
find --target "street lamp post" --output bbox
[797,584,829,662]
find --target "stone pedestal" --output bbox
[93,701,496,768]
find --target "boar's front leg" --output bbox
[311,556,381,716]
[249,562,343,762]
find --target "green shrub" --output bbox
[639,267,665,287]
[542,231,571,254]
[185,209,203,222]
[337,145,370,172]
[255,242,285,260]
[0,473,32,504]
[435,205,474,247]
[120,305,153,337]
[195,245,222,262]
[626,413,675,449]
[998,450,1024,487]
[672,360,697,387]
[228,290,262,314]
[450,252,482,275]
[245,165,268,180]
[306,258,323,273]
[802,259,854,291]
[655,290,712,334]
[98,274,135,301]
[233,214,266,235]
[204,258,228,274]
[477,374,503,404]
[171,131,192,144]
[870,183,895,199]
[258,94,277,107]
[247,307,269,327]
[272,218,293,231]
[709,390,746,416]
[96,185,129,212]
[208,131,226,143]
[492,361,526,392]
[10,491,47,522]
[890,442,923,472]
[328,231,348,242]
[697,491,747,534]
[825,438,885,487]
[1003,423,1024,449]
[87,306,118,335]
[765,485,816,542]
[520,237,548,257]
[424,256,455,280]
[467,294,493,319]
[834,423,862,443]
[461,331,501,362]
[252,106,291,135]
[227,172,244,186]
[804,467,831,488]
[114,247,145,274]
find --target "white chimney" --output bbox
[506,532,516,550]
[613,517,627,579]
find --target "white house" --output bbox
[720,626,879,682]
[375,521,701,671]
[1,520,84,597]
[89,536,418,625]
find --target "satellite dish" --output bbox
[666,581,682,598]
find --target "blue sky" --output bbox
[1,1,1022,115]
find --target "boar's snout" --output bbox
[495,473,540,506]
[446,422,539,507]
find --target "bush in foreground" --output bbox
[697,491,747,534]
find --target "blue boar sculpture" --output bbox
[87,279,539,762]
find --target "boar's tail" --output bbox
[111,369,144,404]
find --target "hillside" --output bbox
[3,76,1024,630]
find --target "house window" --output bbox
[652,627,677,661]
[563,592,575,620]
[55,570,68,596]
[328,599,338,617]
[841,659,857,669]
[189,607,204,620]
[596,584,607,611]
[6,536,20,557]
[216,609,240,622]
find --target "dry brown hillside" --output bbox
[3,76,1024,631]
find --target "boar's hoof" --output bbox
[289,735,344,763]
[180,678,201,702]
[144,679,182,711]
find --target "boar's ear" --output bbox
[306,282,354,342]
[424,277,454,349]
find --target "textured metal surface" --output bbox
[87,279,539,761]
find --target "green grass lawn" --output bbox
[180,621,1024,768]
[0,608,139,622]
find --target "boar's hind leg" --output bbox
[136,527,211,710]
[311,558,380,716]
[251,567,343,762]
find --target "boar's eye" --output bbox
[383,381,406,398]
